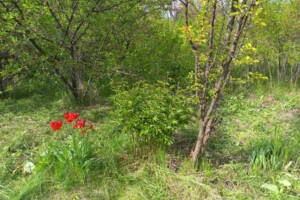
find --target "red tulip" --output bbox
[81,130,86,135]
[73,119,86,128]
[89,122,93,130]
[50,119,63,131]
[64,112,79,123]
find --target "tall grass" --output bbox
[250,128,291,171]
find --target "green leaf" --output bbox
[277,179,291,187]
[261,183,279,193]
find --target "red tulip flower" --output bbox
[50,119,63,131]
[81,130,87,135]
[64,112,79,123]
[73,119,86,128]
[89,122,93,130]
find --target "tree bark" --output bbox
[191,120,205,162]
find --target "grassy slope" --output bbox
[0,86,299,200]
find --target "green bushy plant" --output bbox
[111,81,192,150]
[221,93,245,114]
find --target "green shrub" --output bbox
[111,81,192,149]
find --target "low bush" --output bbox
[111,81,192,150]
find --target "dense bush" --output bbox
[111,81,192,149]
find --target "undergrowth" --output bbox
[0,83,300,199]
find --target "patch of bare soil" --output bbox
[167,132,196,171]
[263,95,276,106]
[280,109,300,121]
[233,118,251,130]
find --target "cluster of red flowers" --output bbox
[49,112,93,135]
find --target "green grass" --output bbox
[0,84,300,199]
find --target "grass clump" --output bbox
[250,128,291,171]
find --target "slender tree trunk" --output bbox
[69,66,79,101]
[195,52,200,98]
[0,61,5,93]
[191,116,214,162]
[191,120,205,162]
[292,62,300,86]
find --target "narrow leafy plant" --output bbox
[250,128,291,171]
[39,112,94,186]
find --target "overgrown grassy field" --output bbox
[0,84,299,199]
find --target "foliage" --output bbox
[111,81,192,149]
[251,0,300,85]
[0,0,181,102]
[110,19,194,85]
[38,112,94,185]
[0,0,300,199]
[250,128,291,171]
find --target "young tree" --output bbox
[179,0,258,163]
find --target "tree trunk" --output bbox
[0,61,5,93]
[291,62,300,85]
[70,67,79,102]
[191,117,214,163]
[191,119,205,162]
[70,83,79,101]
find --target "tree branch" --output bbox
[46,1,63,30]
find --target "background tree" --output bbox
[0,0,178,102]
[251,0,300,85]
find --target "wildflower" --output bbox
[50,119,63,131]
[23,161,35,174]
[64,112,79,123]
[73,119,86,128]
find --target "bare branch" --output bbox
[62,0,79,44]
[73,24,89,45]
[200,0,218,120]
